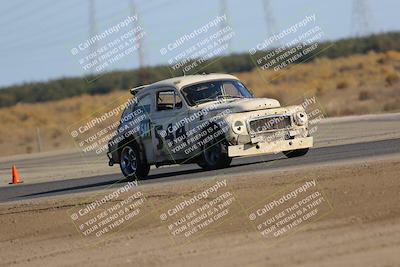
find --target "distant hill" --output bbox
[0,31,399,108]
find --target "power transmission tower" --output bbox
[89,0,97,70]
[351,0,372,36]
[262,0,278,43]
[219,0,232,54]
[130,0,148,83]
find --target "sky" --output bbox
[0,0,398,87]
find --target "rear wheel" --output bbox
[141,164,151,178]
[119,143,150,180]
[282,148,309,158]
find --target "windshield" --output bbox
[181,79,253,106]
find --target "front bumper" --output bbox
[228,136,313,157]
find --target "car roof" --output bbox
[136,73,240,94]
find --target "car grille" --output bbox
[249,115,292,133]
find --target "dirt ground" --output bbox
[1,155,400,267]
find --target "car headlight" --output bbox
[232,120,246,134]
[294,111,308,126]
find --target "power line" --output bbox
[0,11,132,54]
[0,0,80,36]
[0,0,30,21]
[0,0,121,46]
[0,0,180,53]
[0,0,81,40]
[0,0,54,25]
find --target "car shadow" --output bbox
[14,156,284,200]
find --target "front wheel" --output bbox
[282,148,309,158]
[119,144,150,180]
[197,138,232,170]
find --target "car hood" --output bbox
[207,98,281,112]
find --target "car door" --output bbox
[133,93,156,164]
[150,87,189,163]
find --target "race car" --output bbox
[107,73,313,179]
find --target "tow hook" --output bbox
[107,152,114,166]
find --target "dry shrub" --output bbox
[336,80,349,90]
[385,50,400,61]
[51,128,63,139]
[385,73,399,86]
[339,63,363,72]
[15,111,29,121]
[316,86,324,97]
[359,90,372,101]
[340,108,355,116]
[383,100,400,111]
[26,146,33,154]
[376,57,386,65]
[325,108,338,117]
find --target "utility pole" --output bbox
[130,0,147,84]
[36,127,42,152]
[130,0,145,69]
[89,0,97,73]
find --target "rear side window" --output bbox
[156,90,182,111]
[121,105,132,121]
[136,94,153,114]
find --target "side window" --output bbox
[157,91,174,111]
[136,94,153,114]
[121,106,131,122]
[222,82,241,97]
[156,90,182,111]
[120,99,136,122]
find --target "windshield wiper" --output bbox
[225,95,244,99]
[194,95,244,106]
[194,98,217,105]
[216,95,243,100]
[218,95,244,100]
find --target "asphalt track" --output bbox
[0,138,399,203]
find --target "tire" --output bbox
[119,143,150,180]
[197,124,232,170]
[282,148,309,158]
[140,163,151,178]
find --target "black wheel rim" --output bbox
[120,146,137,176]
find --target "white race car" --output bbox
[107,74,313,179]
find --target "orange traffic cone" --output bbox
[9,165,23,184]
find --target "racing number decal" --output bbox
[165,124,175,144]
[139,119,151,138]
[175,125,186,140]
[155,124,186,151]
